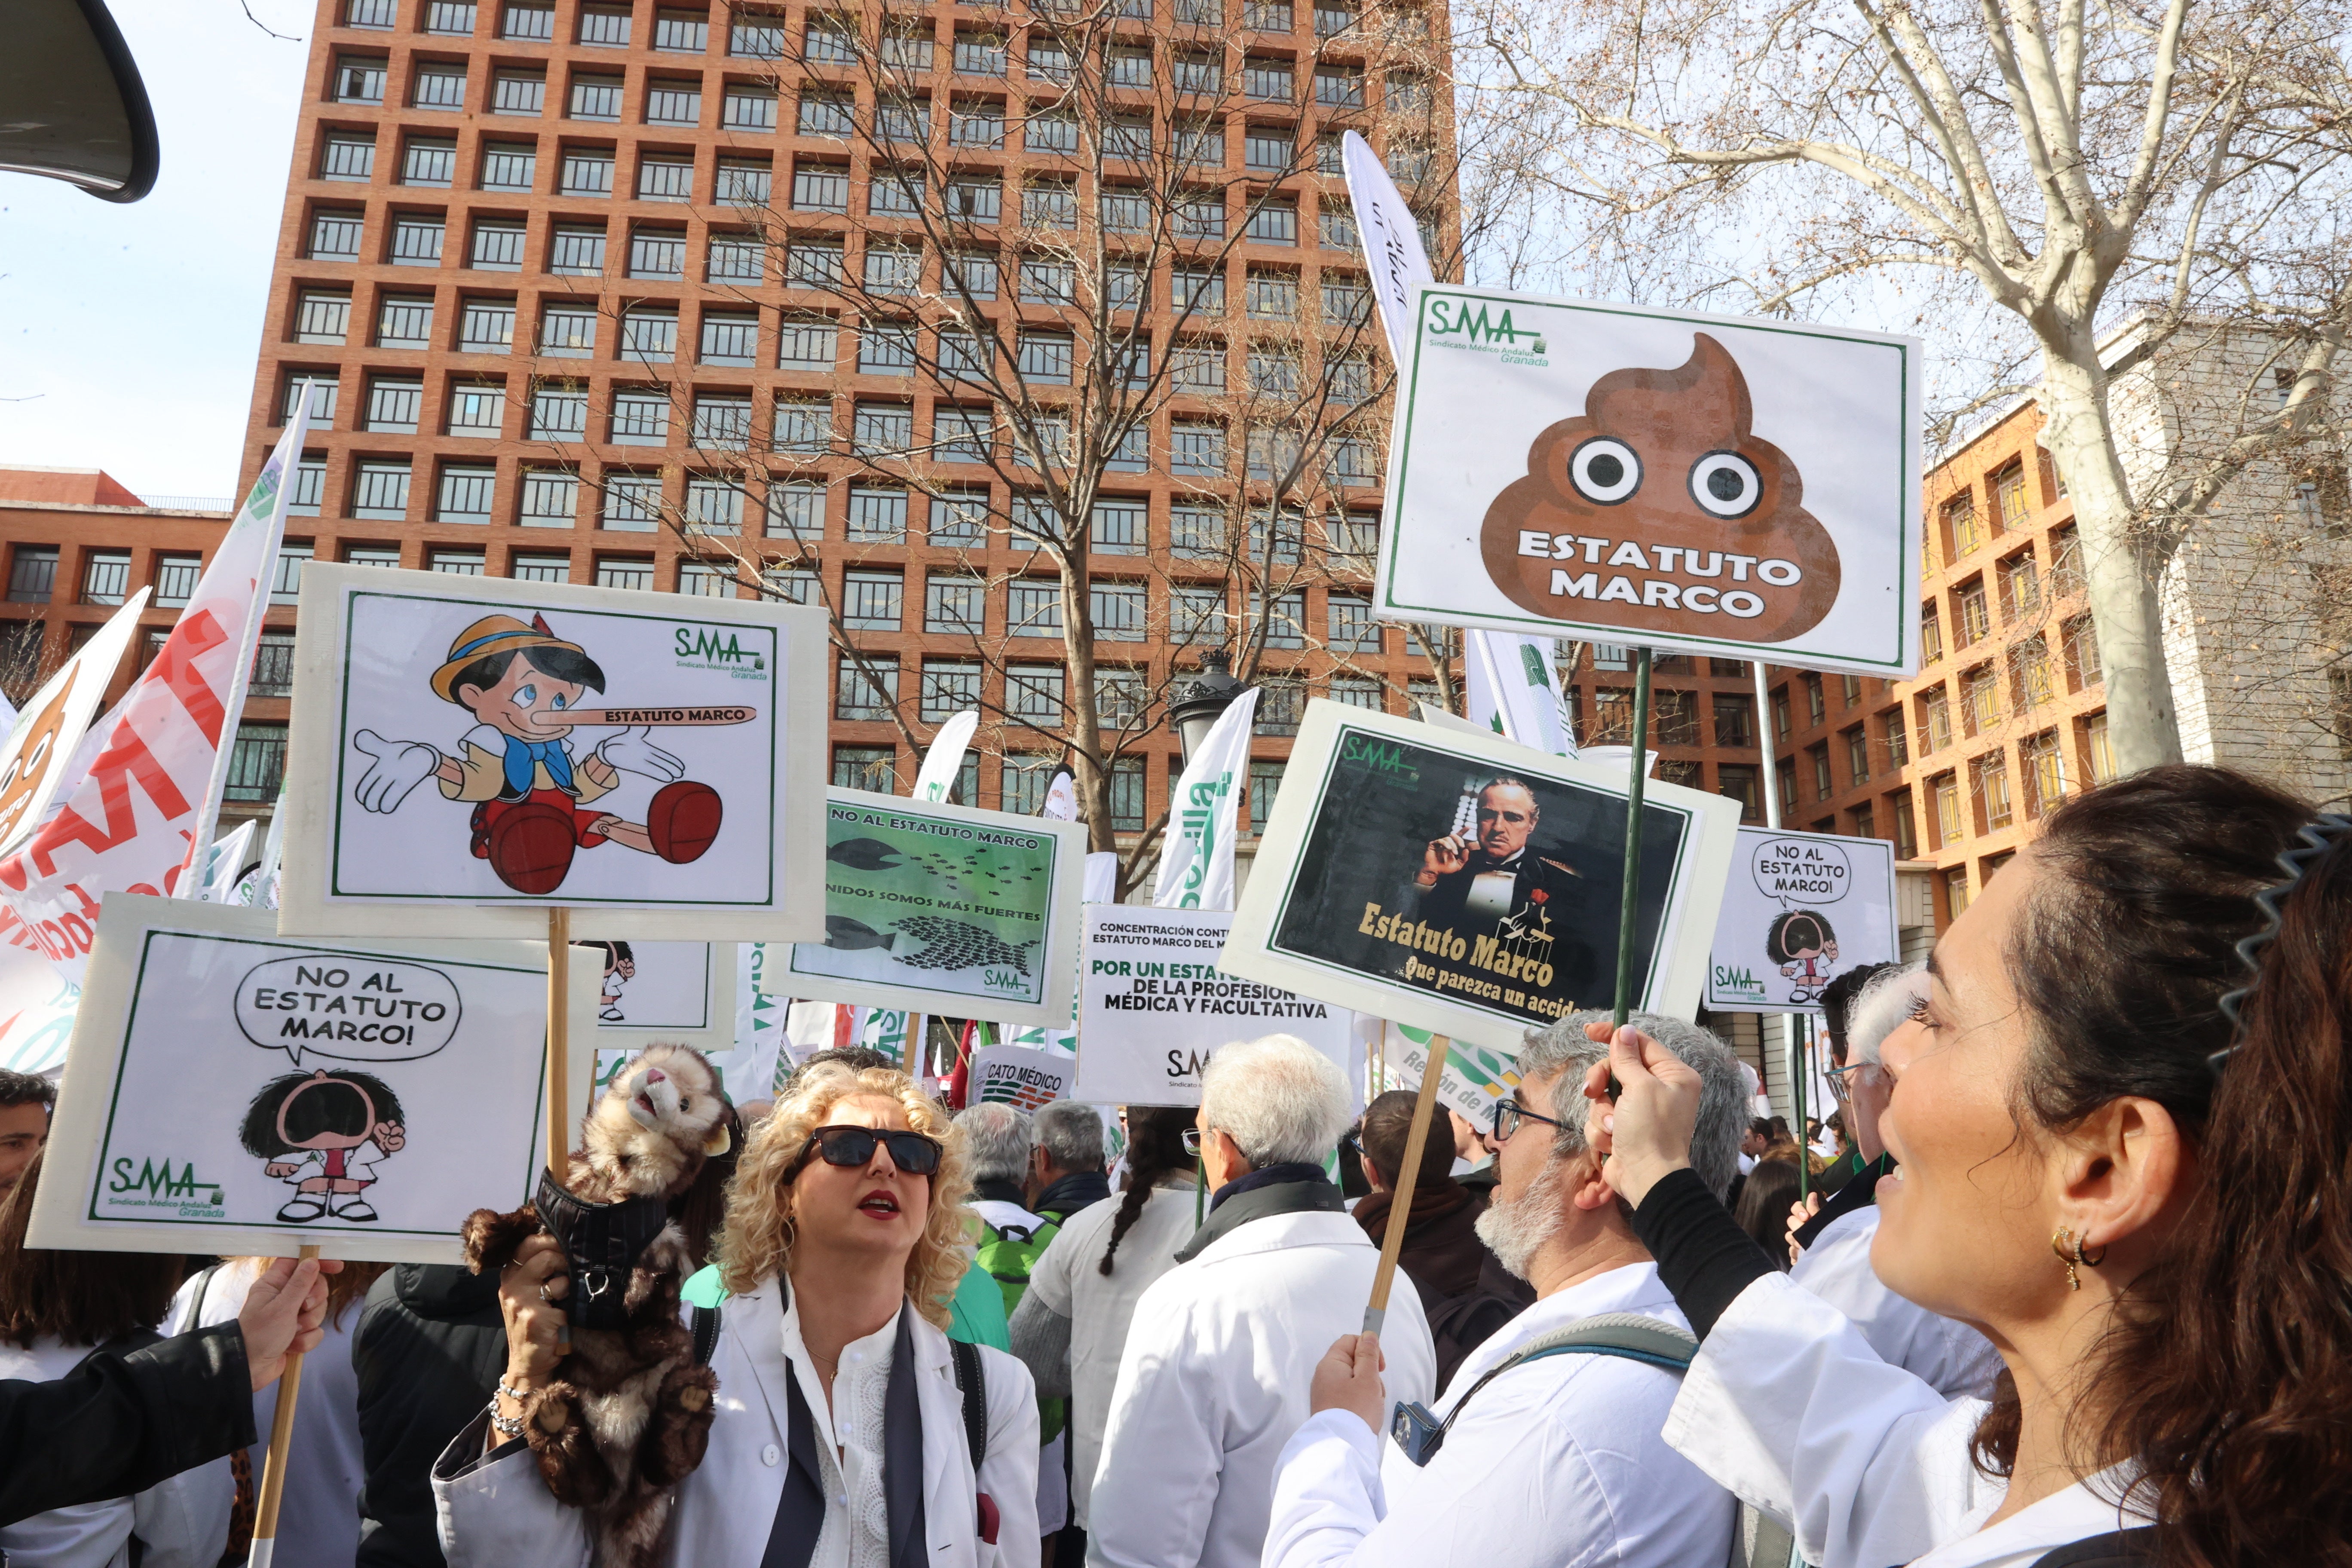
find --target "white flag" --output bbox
[1466,632,1577,757]
[911,710,978,802]
[1155,689,1259,911]
[1040,767,1078,821]
[199,819,258,904]
[0,396,311,982]
[1340,130,1435,366]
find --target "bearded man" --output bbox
[1261,1012,1749,1568]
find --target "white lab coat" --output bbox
[1908,1467,2149,1568]
[432,1274,1041,1568]
[268,1139,393,1187]
[1662,1272,2002,1568]
[1264,1261,1736,1568]
[1788,1207,2002,1401]
[1023,1181,1198,1530]
[165,1259,368,1568]
[0,1336,232,1568]
[1088,1209,1436,1568]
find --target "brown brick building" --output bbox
[1755,399,2104,931]
[230,0,1455,864]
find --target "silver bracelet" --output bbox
[488,1401,526,1442]
[497,1378,534,1404]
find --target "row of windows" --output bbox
[327,46,1383,121]
[1919,525,2079,665]
[300,187,1366,277]
[3,548,205,608]
[277,372,1383,483]
[1934,451,2062,563]
[312,113,1419,190]
[343,0,1412,51]
[830,657,1404,729]
[286,271,1373,364]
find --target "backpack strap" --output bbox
[2024,1528,2160,1568]
[692,1302,722,1368]
[1391,1312,1698,1465]
[948,1337,988,1469]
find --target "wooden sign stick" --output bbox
[245,1241,319,1568]
[545,906,571,1176]
[1363,1032,1448,1335]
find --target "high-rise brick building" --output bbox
[234,0,1463,872]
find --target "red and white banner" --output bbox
[0,404,309,989]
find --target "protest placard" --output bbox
[1072,904,1357,1106]
[278,564,827,940]
[1373,284,1921,678]
[1706,827,1900,1013]
[28,896,596,1264]
[1383,1022,1527,1133]
[776,790,1086,1029]
[969,1042,1077,1111]
[581,939,733,1049]
[1222,703,1740,1051]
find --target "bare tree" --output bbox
[1449,0,2352,773]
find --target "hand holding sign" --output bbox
[351,730,440,814]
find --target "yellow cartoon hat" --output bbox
[430,613,584,703]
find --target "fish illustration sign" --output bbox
[778,789,1087,1028]
[1374,285,1922,678]
[278,566,827,941]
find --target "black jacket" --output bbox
[0,1321,256,1528]
[354,1264,508,1568]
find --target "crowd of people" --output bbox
[3,763,2352,1568]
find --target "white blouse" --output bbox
[788,1306,899,1568]
[1908,1467,2150,1568]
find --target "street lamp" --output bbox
[1169,648,1247,763]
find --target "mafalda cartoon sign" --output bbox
[1375,286,1921,678]
[279,565,828,942]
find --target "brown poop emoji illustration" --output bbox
[1479,333,1839,644]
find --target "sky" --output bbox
[0,0,318,503]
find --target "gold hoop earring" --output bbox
[2052,1226,2081,1290]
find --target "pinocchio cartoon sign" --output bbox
[1375,288,1920,679]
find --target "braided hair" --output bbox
[1098,1105,1199,1276]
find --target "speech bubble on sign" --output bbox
[1751,839,1853,906]
[235,956,464,1067]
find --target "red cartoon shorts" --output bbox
[471,788,610,851]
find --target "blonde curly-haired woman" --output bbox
[433,1063,1040,1568]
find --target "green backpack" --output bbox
[972,1217,1066,1444]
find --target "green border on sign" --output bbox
[89,930,546,1236]
[783,798,1067,1011]
[1261,721,1697,1026]
[1379,288,1917,673]
[330,588,780,905]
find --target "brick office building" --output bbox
[232,0,1465,858]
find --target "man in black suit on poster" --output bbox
[1396,777,1606,1007]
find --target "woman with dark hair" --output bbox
[1006,1106,1200,1554]
[0,1150,231,1567]
[1729,1157,1801,1268]
[1591,765,2352,1568]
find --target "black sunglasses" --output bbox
[798,1124,943,1176]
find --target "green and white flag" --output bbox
[911,709,978,802]
[1466,631,1577,757]
[1154,687,1259,911]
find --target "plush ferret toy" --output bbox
[463,1042,733,1568]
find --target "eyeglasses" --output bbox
[1823,1063,1871,1106]
[1490,1097,1568,1143]
[1180,1127,1204,1155]
[797,1125,943,1176]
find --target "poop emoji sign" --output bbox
[1377,285,1920,678]
[28,895,600,1265]
[279,564,828,942]
[780,789,1087,1029]
[1706,826,1899,1015]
